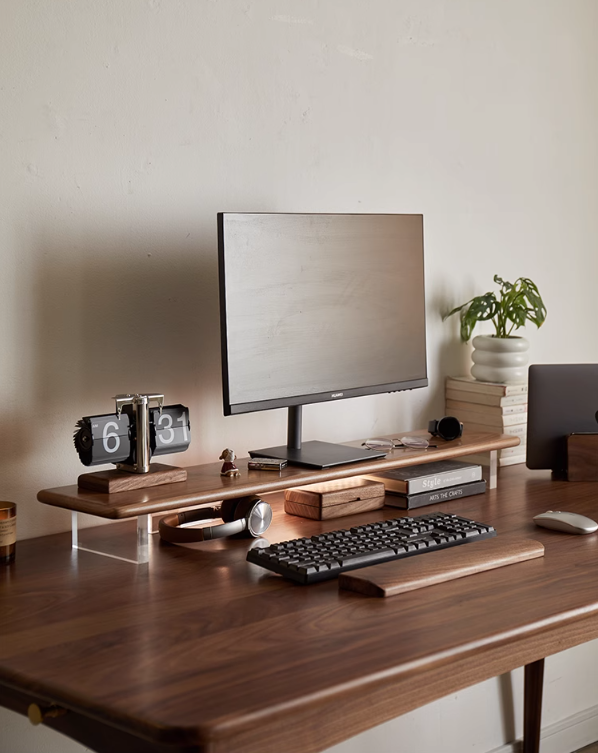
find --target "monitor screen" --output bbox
[218,213,427,416]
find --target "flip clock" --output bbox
[73,394,191,492]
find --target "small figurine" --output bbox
[220,448,241,477]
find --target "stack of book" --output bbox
[363,459,486,509]
[445,375,527,466]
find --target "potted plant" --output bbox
[443,275,547,383]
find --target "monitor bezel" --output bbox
[217,212,428,417]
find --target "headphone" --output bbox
[428,416,463,442]
[159,495,272,544]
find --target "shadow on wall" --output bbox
[0,214,287,538]
[411,283,473,429]
[23,219,223,468]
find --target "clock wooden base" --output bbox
[77,464,187,493]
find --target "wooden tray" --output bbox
[284,478,385,520]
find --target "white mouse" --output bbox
[533,510,598,535]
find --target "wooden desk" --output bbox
[3,466,598,753]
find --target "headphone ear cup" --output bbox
[226,496,269,539]
[231,495,260,521]
[220,499,240,522]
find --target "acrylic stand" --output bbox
[483,449,499,489]
[461,449,499,489]
[71,511,154,565]
[70,508,223,565]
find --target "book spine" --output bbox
[499,444,525,458]
[458,409,527,427]
[464,421,527,438]
[496,454,526,466]
[445,389,527,407]
[446,399,526,417]
[385,480,487,510]
[445,377,528,397]
[406,465,482,495]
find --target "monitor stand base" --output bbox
[248,440,385,470]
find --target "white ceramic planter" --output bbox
[470,335,529,384]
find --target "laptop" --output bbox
[526,364,598,473]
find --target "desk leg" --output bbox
[523,658,545,753]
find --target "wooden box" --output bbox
[567,433,598,481]
[284,477,385,520]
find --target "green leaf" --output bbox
[442,275,547,341]
[442,302,469,321]
[494,274,513,292]
[454,294,499,341]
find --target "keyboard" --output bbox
[246,511,496,584]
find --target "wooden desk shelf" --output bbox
[37,430,518,563]
[38,430,519,520]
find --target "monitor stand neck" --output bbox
[248,404,386,469]
[287,406,302,451]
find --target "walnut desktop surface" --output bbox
[3,465,598,753]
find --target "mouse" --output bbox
[533,510,598,535]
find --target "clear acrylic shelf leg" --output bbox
[71,511,153,564]
[488,450,498,489]
[459,450,499,489]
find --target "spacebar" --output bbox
[338,538,544,597]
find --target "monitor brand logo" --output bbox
[331,392,344,398]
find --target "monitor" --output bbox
[526,364,598,474]
[217,212,428,468]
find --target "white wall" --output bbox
[1,1,597,751]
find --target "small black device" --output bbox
[526,364,598,474]
[428,416,463,442]
[247,511,496,584]
[159,496,272,543]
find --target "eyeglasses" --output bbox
[361,436,438,451]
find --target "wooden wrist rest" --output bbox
[339,538,544,597]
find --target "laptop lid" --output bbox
[526,364,598,473]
